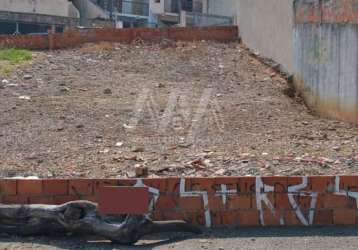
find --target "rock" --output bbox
[127,171,136,178]
[123,155,139,161]
[23,74,33,80]
[157,83,165,88]
[103,88,112,95]
[56,126,65,131]
[1,79,9,84]
[131,146,145,153]
[18,95,31,100]
[123,124,134,129]
[60,87,70,92]
[134,164,148,177]
[215,168,226,175]
[99,148,110,154]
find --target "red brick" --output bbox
[262,177,288,193]
[117,179,137,186]
[295,194,314,210]
[209,196,226,211]
[17,180,43,195]
[239,177,256,194]
[182,211,206,226]
[161,210,186,221]
[238,210,260,226]
[211,211,224,226]
[333,209,357,225]
[253,193,275,210]
[186,178,216,194]
[166,178,181,193]
[53,195,80,205]
[275,193,292,209]
[263,210,284,226]
[284,210,302,225]
[0,179,17,195]
[82,195,98,203]
[323,194,349,209]
[152,210,164,221]
[178,197,203,211]
[213,177,240,192]
[98,186,149,215]
[222,211,240,226]
[228,194,252,210]
[155,195,178,210]
[2,195,29,204]
[339,176,358,192]
[314,210,333,225]
[309,176,335,193]
[94,179,120,196]
[315,193,325,209]
[43,180,68,195]
[143,178,167,192]
[287,177,310,191]
[29,196,54,204]
[69,180,94,196]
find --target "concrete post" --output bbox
[179,10,187,27]
[71,0,90,27]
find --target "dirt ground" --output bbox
[2,226,358,250]
[0,41,358,178]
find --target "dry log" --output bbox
[0,200,201,245]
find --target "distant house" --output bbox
[0,0,79,34]
[0,0,112,35]
[0,0,237,34]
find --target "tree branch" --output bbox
[0,201,201,245]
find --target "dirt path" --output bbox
[0,41,357,178]
[2,226,358,249]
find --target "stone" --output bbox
[23,74,33,80]
[134,164,148,177]
[157,83,165,88]
[1,79,9,84]
[132,146,145,153]
[60,87,70,92]
[18,95,31,100]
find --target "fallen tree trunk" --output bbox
[0,201,201,245]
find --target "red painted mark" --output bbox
[98,186,149,215]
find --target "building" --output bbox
[0,0,80,34]
[0,0,236,34]
[0,0,111,35]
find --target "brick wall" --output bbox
[294,0,358,24]
[0,26,239,50]
[1,176,358,227]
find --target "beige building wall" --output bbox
[0,0,79,18]
[236,0,294,73]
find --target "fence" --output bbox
[1,176,358,227]
[0,26,239,50]
[121,0,149,16]
[186,12,234,27]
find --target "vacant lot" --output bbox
[0,41,357,178]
